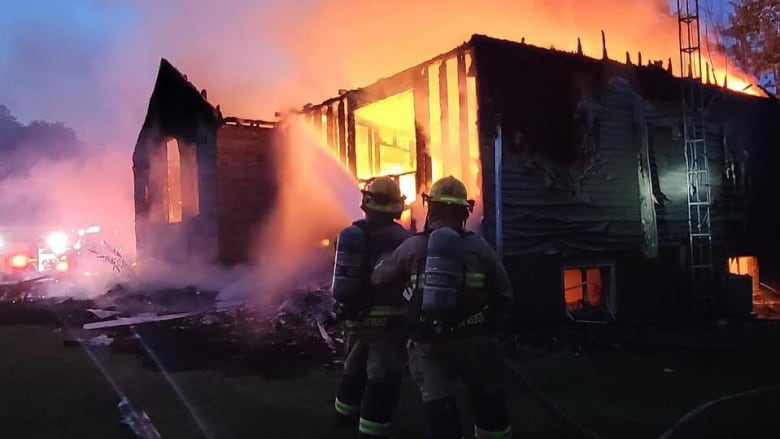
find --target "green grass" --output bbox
[1,324,779,438]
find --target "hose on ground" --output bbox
[502,357,606,439]
[657,384,780,439]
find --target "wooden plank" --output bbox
[438,61,449,161]
[325,104,335,152]
[413,67,432,192]
[337,99,347,165]
[346,97,357,176]
[457,52,470,183]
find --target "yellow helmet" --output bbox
[425,176,474,208]
[361,176,406,215]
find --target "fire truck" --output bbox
[0,225,103,283]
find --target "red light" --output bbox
[55,261,69,272]
[10,254,29,269]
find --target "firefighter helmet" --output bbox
[361,176,405,215]
[426,176,474,208]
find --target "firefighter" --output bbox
[332,176,412,438]
[371,176,514,439]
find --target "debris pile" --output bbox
[0,274,346,378]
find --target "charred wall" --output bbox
[472,36,644,257]
[133,59,219,267]
[215,122,277,264]
[470,35,780,321]
[134,59,278,268]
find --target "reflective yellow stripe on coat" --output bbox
[409,272,486,288]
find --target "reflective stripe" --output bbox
[475,425,512,439]
[334,398,360,417]
[465,272,485,288]
[367,306,406,317]
[359,418,392,436]
[431,195,470,205]
[411,272,485,288]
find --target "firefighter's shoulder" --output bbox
[396,234,427,254]
[462,232,499,256]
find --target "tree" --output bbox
[0,104,23,150]
[719,0,780,97]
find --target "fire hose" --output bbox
[657,384,780,439]
[501,356,607,439]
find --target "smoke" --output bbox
[220,119,362,303]
[124,0,758,123]
[0,141,136,295]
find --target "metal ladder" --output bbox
[678,0,714,312]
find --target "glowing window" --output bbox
[166,138,183,223]
[728,256,759,294]
[354,90,416,181]
[563,267,606,312]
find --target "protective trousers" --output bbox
[335,329,406,437]
[408,335,512,439]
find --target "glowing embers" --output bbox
[354,90,417,181]
[562,264,615,321]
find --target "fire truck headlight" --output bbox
[55,261,69,272]
[10,254,29,268]
[46,231,69,254]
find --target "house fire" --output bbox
[134,34,780,322]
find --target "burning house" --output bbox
[133,59,278,267]
[134,34,780,322]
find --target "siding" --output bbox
[648,118,726,246]
[485,81,644,256]
[215,124,277,264]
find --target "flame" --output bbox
[194,0,761,120]
[728,255,760,294]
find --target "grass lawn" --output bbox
[1,323,779,438]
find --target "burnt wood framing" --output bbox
[413,67,432,192]
[346,97,357,176]
[337,99,347,164]
[457,52,470,183]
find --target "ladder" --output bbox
[677,0,714,312]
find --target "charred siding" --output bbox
[648,121,726,245]
[473,37,643,256]
[215,125,276,264]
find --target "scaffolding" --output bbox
[677,0,714,313]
